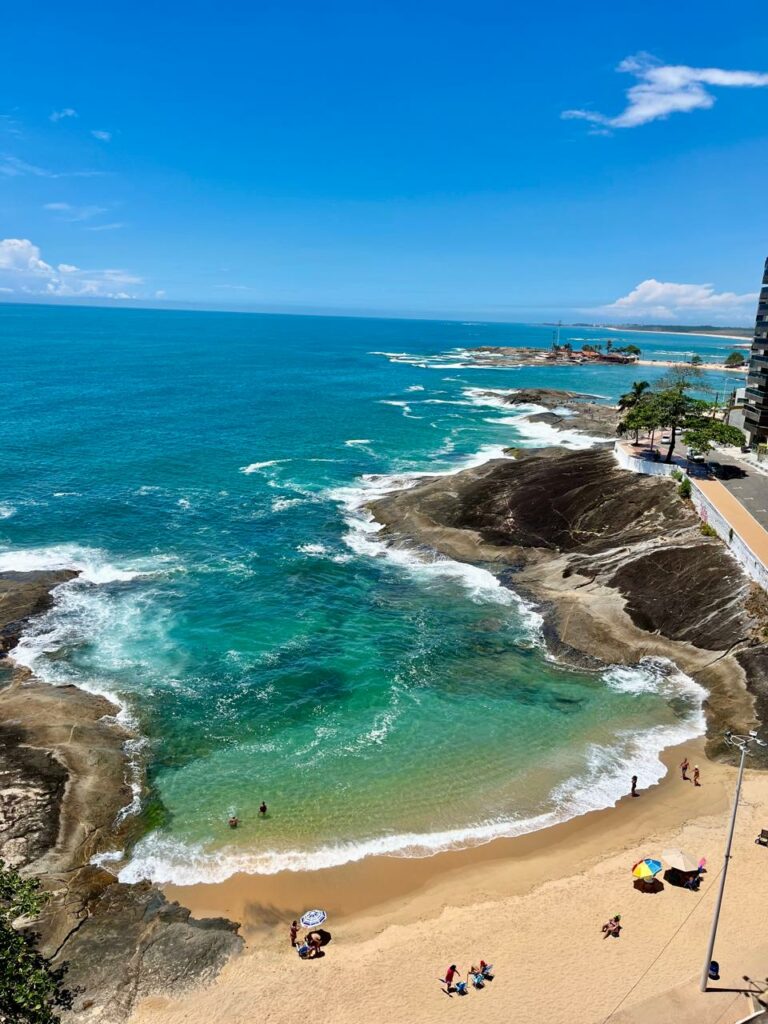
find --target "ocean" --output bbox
[0,304,738,883]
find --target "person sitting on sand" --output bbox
[228,815,239,829]
[290,920,299,947]
[601,915,622,938]
[479,960,494,979]
[306,932,322,957]
[469,966,485,988]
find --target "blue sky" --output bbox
[1,0,767,322]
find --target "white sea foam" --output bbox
[462,387,516,410]
[0,543,173,584]
[297,542,328,556]
[0,504,15,519]
[120,657,705,883]
[378,399,423,420]
[271,496,305,512]
[240,459,287,474]
[405,385,425,392]
[504,415,605,450]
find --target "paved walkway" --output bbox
[695,477,768,565]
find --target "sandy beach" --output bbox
[130,738,768,1024]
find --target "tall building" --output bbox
[744,257,768,445]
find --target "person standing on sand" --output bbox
[259,800,268,817]
[631,775,639,797]
[693,765,701,787]
[444,965,460,992]
[290,920,298,947]
[681,757,690,781]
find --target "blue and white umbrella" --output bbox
[300,909,327,928]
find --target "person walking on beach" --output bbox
[259,800,268,817]
[680,757,690,781]
[443,964,460,993]
[631,775,639,797]
[693,765,701,787]
[290,920,299,947]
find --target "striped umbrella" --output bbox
[631,858,662,879]
[300,909,327,928]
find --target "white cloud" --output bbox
[597,278,759,321]
[1,155,103,178]
[43,201,108,222]
[563,53,768,130]
[91,130,112,141]
[0,238,142,299]
[50,108,78,122]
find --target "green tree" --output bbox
[623,344,641,356]
[0,861,74,1024]
[690,354,703,367]
[618,398,659,444]
[651,385,709,463]
[724,351,746,367]
[617,379,650,412]
[682,419,745,455]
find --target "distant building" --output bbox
[744,257,768,445]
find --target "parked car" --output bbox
[688,451,706,464]
[661,433,672,443]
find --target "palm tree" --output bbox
[617,380,650,412]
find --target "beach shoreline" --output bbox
[604,326,752,343]
[133,739,768,1024]
[636,357,747,373]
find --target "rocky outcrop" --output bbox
[370,446,768,759]
[49,877,241,1023]
[478,388,621,439]
[0,569,77,655]
[0,572,243,1022]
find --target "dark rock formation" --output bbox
[0,721,67,867]
[370,446,768,758]
[0,569,76,655]
[53,877,241,1022]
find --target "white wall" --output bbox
[613,443,768,590]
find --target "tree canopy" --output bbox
[617,365,745,463]
[0,861,74,1024]
[724,351,746,367]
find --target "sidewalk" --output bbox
[695,478,768,567]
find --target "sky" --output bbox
[1,0,768,323]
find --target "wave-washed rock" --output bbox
[369,446,768,759]
[0,571,243,1022]
[478,387,621,439]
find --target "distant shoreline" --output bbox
[604,326,752,343]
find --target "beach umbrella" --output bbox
[300,909,327,928]
[662,849,700,873]
[631,858,662,880]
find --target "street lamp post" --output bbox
[700,730,768,992]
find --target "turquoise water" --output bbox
[0,305,735,881]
